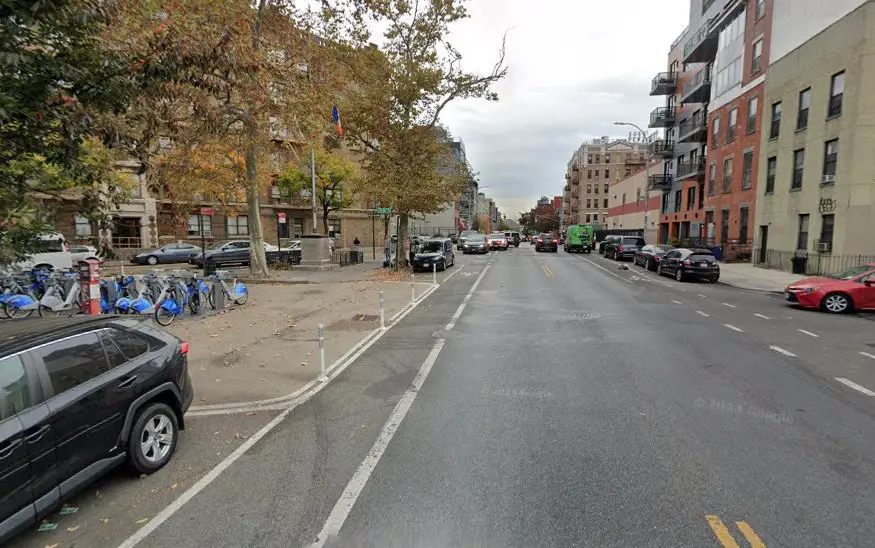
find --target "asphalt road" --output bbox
[15,246,874,547]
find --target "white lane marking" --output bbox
[676,287,688,292]
[797,329,820,338]
[724,324,744,333]
[696,310,710,317]
[118,407,295,547]
[312,339,447,546]
[860,352,875,360]
[671,300,684,305]
[445,264,491,331]
[697,294,707,298]
[722,302,737,308]
[754,313,771,320]
[441,264,465,283]
[835,377,875,397]
[770,345,796,357]
[578,256,634,283]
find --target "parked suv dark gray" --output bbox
[605,236,646,261]
[0,316,193,544]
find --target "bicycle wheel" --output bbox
[154,306,176,326]
[188,292,200,315]
[0,303,9,319]
[37,304,62,318]
[208,286,216,309]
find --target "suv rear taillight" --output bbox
[683,260,692,266]
[552,239,558,244]
[181,341,189,355]
[617,245,624,251]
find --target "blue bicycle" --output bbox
[154,272,208,326]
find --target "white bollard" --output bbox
[317,323,327,381]
[379,291,385,330]
[433,262,437,285]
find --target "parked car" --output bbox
[657,248,720,283]
[132,243,203,266]
[784,264,875,314]
[534,233,558,252]
[190,240,251,267]
[604,236,646,261]
[634,244,674,271]
[69,244,101,264]
[486,233,509,251]
[411,238,455,271]
[12,232,73,272]
[599,235,621,255]
[462,235,489,254]
[503,231,521,247]
[457,230,479,250]
[0,315,193,544]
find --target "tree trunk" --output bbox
[322,205,330,235]
[398,213,409,269]
[245,114,269,278]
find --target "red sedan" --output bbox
[784,264,875,313]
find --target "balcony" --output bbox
[676,156,706,181]
[570,170,581,184]
[682,22,718,64]
[681,64,712,104]
[678,111,708,144]
[650,72,678,96]
[648,174,673,191]
[648,139,675,158]
[649,106,677,128]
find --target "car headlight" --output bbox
[804,287,816,294]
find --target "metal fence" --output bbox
[265,249,302,269]
[753,248,875,275]
[331,249,364,266]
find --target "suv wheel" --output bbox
[146,255,159,265]
[128,402,179,474]
[675,269,684,282]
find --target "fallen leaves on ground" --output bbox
[66,525,80,532]
[134,518,149,524]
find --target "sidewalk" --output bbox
[165,276,428,405]
[718,262,804,293]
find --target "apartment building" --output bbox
[563,137,649,227]
[754,0,875,271]
[605,161,664,242]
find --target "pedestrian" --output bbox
[353,237,361,247]
[384,234,391,268]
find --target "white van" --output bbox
[16,232,74,271]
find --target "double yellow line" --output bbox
[706,515,765,547]
[542,264,553,277]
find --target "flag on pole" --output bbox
[332,105,343,136]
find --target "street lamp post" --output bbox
[615,121,653,240]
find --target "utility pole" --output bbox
[311,146,317,234]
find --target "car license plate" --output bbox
[699,262,709,267]
[423,262,429,266]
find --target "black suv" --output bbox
[604,236,646,261]
[0,316,193,543]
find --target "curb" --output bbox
[186,282,441,416]
[717,280,785,294]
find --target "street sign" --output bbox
[200,207,214,216]
[277,213,287,224]
[375,207,391,215]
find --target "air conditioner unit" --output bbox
[817,241,832,253]
[822,174,835,184]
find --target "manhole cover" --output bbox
[572,312,602,320]
[352,314,379,321]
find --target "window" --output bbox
[727,108,737,142]
[328,219,341,237]
[687,187,696,210]
[797,214,809,250]
[586,183,592,194]
[820,214,835,246]
[106,328,150,361]
[604,169,610,179]
[587,169,592,179]
[593,214,598,222]
[792,149,805,190]
[747,97,758,134]
[823,139,838,181]
[595,154,600,163]
[586,199,591,209]
[0,354,34,421]
[765,157,777,194]
[722,158,733,193]
[188,214,212,237]
[603,198,608,208]
[604,183,609,193]
[605,154,611,163]
[720,209,730,244]
[661,193,670,214]
[36,333,108,395]
[739,206,749,242]
[625,166,632,177]
[292,218,304,238]
[755,0,766,19]
[769,102,781,139]
[227,215,249,236]
[797,88,810,130]
[594,184,600,194]
[751,39,763,74]
[587,154,593,164]
[622,193,627,205]
[585,214,591,223]
[711,117,720,148]
[674,190,682,213]
[828,71,844,117]
[742,151,753,190]
[74,215,92,237]
[708,162,716,195]
[594,170,600,180]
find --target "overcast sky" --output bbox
[440,0,689,219]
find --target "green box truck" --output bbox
[564,224,595,253]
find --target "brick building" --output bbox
[606,162,664,242]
